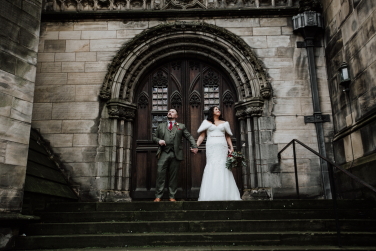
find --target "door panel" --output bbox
[132,58,241,200]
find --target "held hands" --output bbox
[159,140,166,146]
[190,148,198,154]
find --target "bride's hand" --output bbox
[228,148,234,154]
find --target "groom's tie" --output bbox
[168,121,173,130]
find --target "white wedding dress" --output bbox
[197,120,242,201]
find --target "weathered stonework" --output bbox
[0,0,42,212]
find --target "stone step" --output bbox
[23,219,376,236]
[37,209,376,223]
[15,232,376,250]
[21,246,376,251]
[42,200,376,212]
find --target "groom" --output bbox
[152,109,198,202]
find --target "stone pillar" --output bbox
[101,100,136,202]
[0,0,42,213]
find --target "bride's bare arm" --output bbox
[226,134,234,153]
[196,131,206,147]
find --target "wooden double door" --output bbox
[132,58,242,200]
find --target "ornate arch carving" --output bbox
[138,91,149,109]
[99,21,272,109]
[170,90,183,109]
[189,90,201,108]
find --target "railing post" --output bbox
[293,140,300,199]
[328,163,341,247]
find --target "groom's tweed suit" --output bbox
[152,122,197,199]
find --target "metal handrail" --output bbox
[278,139,376,247]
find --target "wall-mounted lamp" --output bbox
[338,62,351,92]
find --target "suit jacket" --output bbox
[152,122,197,161]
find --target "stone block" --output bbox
[275,116,315,131]
[274,129,317,144]
[215,18,260,28]
[0,51,16,75]
[43,133,73,147]
[16,60,37,82]
[268,68,294,81]
[61,120,97,133]
[0,16,21,42]
[294,67,310,81]
[37,53,55,62]
[82,31,117,39]
[0,70,34,102]
[62,62,85,73]
[34,85,76,102]
[66,40,89,52]
[0,93,13,117]
[300,98,314,115]
[55,53,75,62]
[67,162,96,177]
[116,29,143,39]
[31,120,62,134]
[272,97,302,115]
[55,147,84,163]
[40,31,59,40]
[67,72,106,85]
[44,40,66,53]
[41,62,61,73]
[272,80,310,97]
[5,142,29,167]
[38,39,44,53]
[260,18,287,27]
[76,52,96,62]
[74,22,108,31]
[22,0,42,18]
[108,21,148,30]
[73,134,98,147]
[32,103,52,120]
[76,85,100,102]
[52,102,99,120]
[281,26,293,35]
[0,116,31,144]
[267,36,291,48]
[225,28,252,36]
[0,35,37,65]
[253,27,281,36]
[263,58,293,68]
[89,39,126,52]
[243,36,267,48]
[45,23,74,31]
[59,31,81,40]
[35,73,67,85]
[19,29,39,52]
[356,0,375,27]
[97,52,116,61]
[254,48,277,58]
[10,98,33,123]
[84,61,110,72]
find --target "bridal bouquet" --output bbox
[226,151,247,170]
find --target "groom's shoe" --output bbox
[154,198,161,202]
[169,198,176,202]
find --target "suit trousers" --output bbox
[155,150,181,199]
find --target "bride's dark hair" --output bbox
[207,106,225,124]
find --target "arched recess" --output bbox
[97,21,274,202]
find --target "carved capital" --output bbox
[235,97,264,118]
[107,99,137,121]
[260,87,271,99]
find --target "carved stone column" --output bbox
[102,99,137,202]
[235,97,266,200]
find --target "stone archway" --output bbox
[97,21,273,202]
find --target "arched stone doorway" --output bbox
[132,57,241,200]
[97,21,273,202]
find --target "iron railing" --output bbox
[278,139,376,247]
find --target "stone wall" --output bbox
[33,17,332,200]
[322,0,376,198]
[0,0,42,212]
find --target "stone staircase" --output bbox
[15,200,376,250]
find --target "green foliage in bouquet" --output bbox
[226,151,247,170]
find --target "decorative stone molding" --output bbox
[138,91,149,109]
[100,21,273,104]
[42,0,298,11]
[170,90,183,108]
[106,99,137,121]
[189,90,201,107]
[223,90,234,107]
[234,97,264,119]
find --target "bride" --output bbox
[196,106,242,201]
